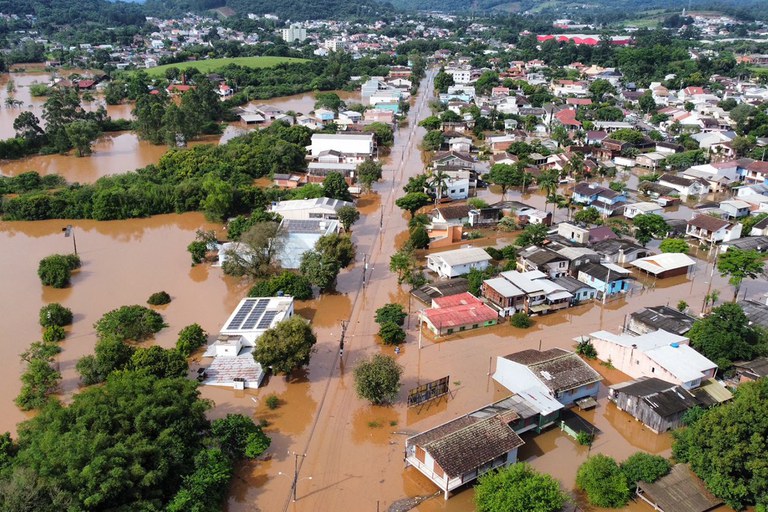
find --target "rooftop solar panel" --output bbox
[241,299,269,329]
[257,310,278,329]
[225,299,257,330]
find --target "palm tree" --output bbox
[427,168,450,204]
[536,171,559,216]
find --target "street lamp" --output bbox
[62,224,77,256]
[281,452,310,502]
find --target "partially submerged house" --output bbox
[427,247,492,279]
[405,396,533,499]
[686,214,742,244]
[269,197,354,221]
[608,377,702,433]
[630,253,696,279]
[636,464,724,512]
[577,262,632,297]
[202,297,295,389]
[419,292,498,336]
[494,270,573,315]
[627,306,696,336]
[732,356,768,384]
[277,218,339,269]
[494,348,603,409]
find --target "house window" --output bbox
[473,324,478,329]
[460,188,465,193]
[447,328,454,334]
[651,367,655,373]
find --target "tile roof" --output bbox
[579,262,631,282]
[422,303,498,328]
[432,292,481,308]
[434,204,471,220]
[419,415,524,478]
[504,348,603,393]
[687,214,730,232]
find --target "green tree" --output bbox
[433,69,455,93]
[742,212,768,235]
[375,303,407,327]
[633,213,669,246]
[419,115,441,131]
[589,79,616,102]
[166,447,232,512]
[315,233,356,268]
[300,250,340,291]
[422,130,445,151]
[365,122,394,147]
[390,246,418,284]
[673,378,768,510]
[211,414,271,460]
[475,463,567,512]
[248,272,313,300]
[314,92,344,112]
[39,303,73,327]
[130,346,188,379]
[396,192,431,218]
[337,205,360,231]
[659,238,689,254]
[76,335,136,385]
[94,305,165,342]
[15,358,61,411]
[64,120,100,157]
[576,454,630,508]
[620,453,670,491]
[176,323,208,357]
[378,321,406,345]
[37,253,81,288]
[147,291,171,305]
[638,91,657,114]
[252,316,317,375]
[687,302,768,370]
[201,174,234,222]
[510,312,532,328]
[42,325,66,342]
[222,222,286,278]
[515,223,548,247]
[717,248,765,300]
[353,354,403,405]
[356,160,383,191]
[322,172,353,201]
[409,225,430,249]
[573,206,601,225]
[487,164,523,199]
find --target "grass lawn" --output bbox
[145,56,309,77]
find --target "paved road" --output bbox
[281,68,437,512]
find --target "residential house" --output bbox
[419,292,498,335]
[627,306,696,336]
[686,214,742,244]
[431,151,475,171]
[636,464,724,512]
[741,159,768,184]
[592,238,652,265]
[553,275,597,304]
[624,201,663,219]
[269,197,354,221]
[577,262,632,297]
[732,357,768,384]
[719,199,751,220]
[554,109,582,131]
[447,136,472,153]
[658,174,708,197]
[427,247,492,279]
[630,253,697,279]
[722,235,768,253]
[608,377,705,433]
[412,278,470,305]
[683,162,738,194]
[308,133,375,158]
[430,204,471,226]
[468,207,502,227]
[554,246,601,275]
[737,298,768,329]
[202,297,295,389]
[572,182,627,215]
[636,152,666,170]
[589,225,619,244]
[497,270,573,315]
[481,277,526,317]
[517,246,569,279]
[493,348,602,410]
[404,398,525,499]
[581,329,717,389]
[557,222,590,245]
[751,216,768,236]
[277,219,340,269]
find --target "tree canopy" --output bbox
[673,378,768,510]
[659,238,689,254]
[633,213,668,246]
[353,354,403,405]
[717,248,765,300]
[252,316,317,375]
[475,463,567,512]
[576,454,630,508]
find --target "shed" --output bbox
[630,253,696,279]
[609,377,700,433]
[636,464,723,512]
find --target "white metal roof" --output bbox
[484,277,524,297]
[429,247,492,267]
[645,344,717,383]
[582,329,688,351]
[630,253,696,275]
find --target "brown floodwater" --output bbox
[248,89,360,116]
[0,69,746,512]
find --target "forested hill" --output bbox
[0,0,145,27]
[143,0,396,20]
[384,0,768,21]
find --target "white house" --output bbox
[202,297,296,389]
[427,247,492,279]
[579,329,717,390]
[278,218,339,269]
[719,199,751,220]
[445,67,472,84]
[309,133,375,158]
[624,201,663,219]
[269,197,354,221]
[686,214,742,244]
[658,174,709,197]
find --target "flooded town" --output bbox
[1,2,768,512]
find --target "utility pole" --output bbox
[339,320,348,359]
[362,254,368,287]
[289,452,307,502]
[62,224,77,256]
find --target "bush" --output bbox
[485,247,503,260]
[375,303,407,327]
[187,240,208,265]
[15,359,61,411]
[176,323,208,357]
[620,453,671,491]
[510,312,532,328]
[576,454,630,508]
[265,394,280,410]
[211,414,271,460]
[576,339,598,359]
[42,325,66,342]
[94,305,165,342]
[76,336,135,385]
[37,253,81,288]
[475,463,567,512]
[354,354,403,405]
[39,303,73,327]
[130,346,188,379]
[577,431,594,446]
[409,225,430,249]
[378,321,406,345]
[248,271,313,301]
[147,291,171,305]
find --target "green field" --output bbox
[145,56,309,77]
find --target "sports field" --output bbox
[145,56,309,77]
